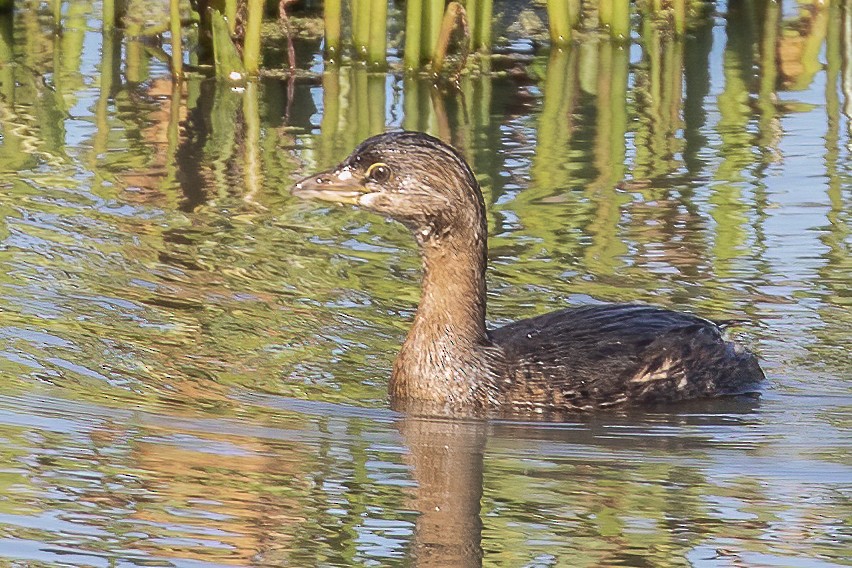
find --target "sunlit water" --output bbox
[0,1,850,566]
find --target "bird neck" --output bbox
[391,214,491,404]
[414,226,488,342]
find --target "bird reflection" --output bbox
[397,412,487,567]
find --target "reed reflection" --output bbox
[811,0,851,372]
[0,393,806,566]
[682,5,713,176]
[633,19,684,183]
[778,0,831,91]
[587,40,629,275]
[0,0,847,366]
[49,405,487,566]
[532,46,580,197]
[316,67,387,167]
[0,11,11,99]
[843,1,852,139]
[0,10,24,172]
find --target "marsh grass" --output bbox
[29,0,837,84]
[169,0,182,77]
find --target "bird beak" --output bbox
[291,167,370,205]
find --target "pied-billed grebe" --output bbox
[292,131,765,412]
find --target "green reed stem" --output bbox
[611,0,630,40]
[324,0,341,60]
[475,0,492,51]
[404,0,423,71]
[353,0,370,58]
[242,0,263,74]
[210,8,245,78]
[423,0,444,62]
[672,0,685,36]
[367,0,388,68]
[103,0,115,29]
[169,0,182,78]
[547,0,572,47]
[570,0,580,26]
[53,0,62,28]
[465,0,477,51]
[224,0,237,34]
[599,0,613,28]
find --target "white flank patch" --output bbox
[631,358,675,383]
[358,193,380,206]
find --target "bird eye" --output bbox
[366,162,391,183]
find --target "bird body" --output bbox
[293,131,765,412]
[488,304,762,411]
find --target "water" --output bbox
[0,1,849,566]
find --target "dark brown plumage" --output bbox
[292,131,765,413]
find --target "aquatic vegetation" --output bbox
[28,0,763,76]
[430,1,469,77]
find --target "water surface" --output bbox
[0,1,849,566]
